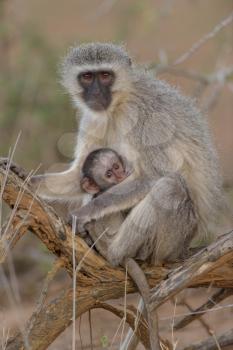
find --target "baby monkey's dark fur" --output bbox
[80,148,159,350]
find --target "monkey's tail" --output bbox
[126,258,161,350]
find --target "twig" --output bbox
[119,264,128,347]
[120,298,143,350]
[88,310,93,350]
[202,84,223,112]
[0,210,30,263]
[181,328,233,350]
[150,230,233,310]
[174,288,233,330]
[181,300,211,335]
[72,216,77,350]
[88,0,117,20]
[92,302,150,349]
[154,65,233,84]
[36,259,64,314]
[78,316,84,350]
[0,132,21,230]
[174,12,233,65]
[155,66,210,83]
[171,298,178,349]
[0,265,30,349]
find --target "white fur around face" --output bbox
[79,107,109,141]
[61,63,132,104]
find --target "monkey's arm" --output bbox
[69,177,152,228]
[0,156,83,200]
[30,166,82,200]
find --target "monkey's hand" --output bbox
[67,210,91,235]
[0,158,28,180]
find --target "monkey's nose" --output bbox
[116,173,126,181]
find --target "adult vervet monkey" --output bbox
[10,43,223,266]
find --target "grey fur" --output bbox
[65,42,131,66]
[60,42,132,80]
[31,42,224,267]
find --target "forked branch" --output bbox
[1,165,233,350]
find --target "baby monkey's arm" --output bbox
[69,177,152,231]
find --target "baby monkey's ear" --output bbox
[81,177,100,195]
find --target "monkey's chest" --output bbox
[106,124,140,167]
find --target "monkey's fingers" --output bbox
[76,221,87,235]
[83,234,94,247]
[66,214,88,236]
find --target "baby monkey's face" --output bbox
[81,150,131,195]
[95,152,127,189]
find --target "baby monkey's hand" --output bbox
[67,211,90,235]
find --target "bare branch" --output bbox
[1,164,233,350]
[174,12,233,65]
[0,211,30,263]
[149,231,233,310]
[181,328,233,350]
[174,288,233,330]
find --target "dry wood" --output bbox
[175,299,212,335]
[1,165,233,350]
[149,231,233,310]
[175,288,233,330]
[182,328,233,350]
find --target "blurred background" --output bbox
[0,1,233,349]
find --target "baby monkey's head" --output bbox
[81,148,130,195]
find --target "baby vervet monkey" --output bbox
[79,148,159,350]
[81,148,131,195]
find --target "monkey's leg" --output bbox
[0,157,83,202]
[125,258,160,350]
[108,174,197,266]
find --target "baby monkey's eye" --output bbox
[106,170,112,178]
[113,163,119,170]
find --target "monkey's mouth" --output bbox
[85,97,112,111]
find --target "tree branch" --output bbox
[181,328,233,350]
[1,165,233,350]
[174,288,233,330]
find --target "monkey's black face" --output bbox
[78,70,115,111]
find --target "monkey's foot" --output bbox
[0,158,28,181]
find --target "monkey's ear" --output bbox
[81,177,100,195]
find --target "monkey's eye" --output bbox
[113,163,119,170]
[106,170,112,178]
[99,71,114,85]
[79,72,94,84]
